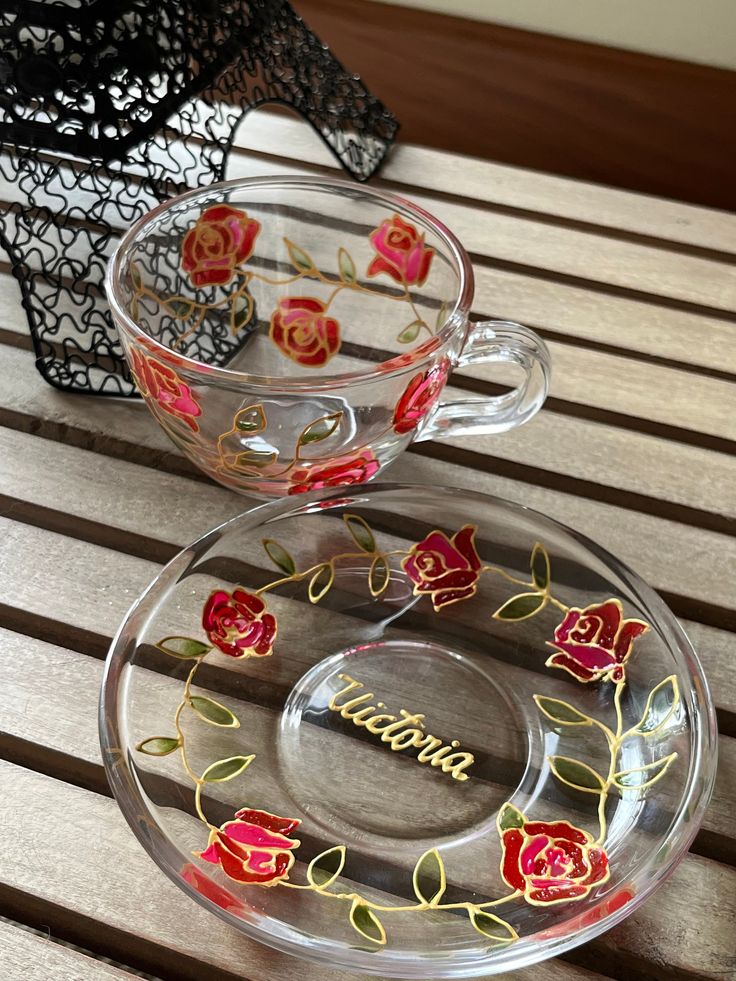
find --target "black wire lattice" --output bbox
[0,0,398,395]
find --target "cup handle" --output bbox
[417,319,551,440]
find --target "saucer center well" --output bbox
[278,639,529,849]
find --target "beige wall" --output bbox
[368,0,736,70]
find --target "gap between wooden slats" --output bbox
[0,918,155,981]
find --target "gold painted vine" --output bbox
[137,518,679,947]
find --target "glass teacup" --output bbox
[106,176,551,497]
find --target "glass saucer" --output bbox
[100,484,717,977]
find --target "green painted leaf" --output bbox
[308,563,334,604]
[338,247,357,284]
[234,404,266,433]
[189,696,240,728]
[435,301,448,331]
[632,676,679,736]
[235,448,277,469]
[155,636,211,659]
[497,802,525,831]
[344,514,376,553]
[549,755,605,794]
[397,320,422,344]
[613,752,678,790]
[201,755,254,783]
[263,538,296,576]
[299,412,343,446]
[530,541,550,591]
[285,238,315,273]
[136,736,180,756]
[230,291,254,333]
[169,299,195,319]
[412,848,446,905]
[349,903,386,945]
[492,592,546,621]
[469,910,517,946]
[533,695,592,727]
[369,555,390,597]
[307,845,346,888]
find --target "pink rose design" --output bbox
[367,214,434,286]
[546,599,648,683]
[402,525,481,611]
[129,347,201,432]
[199,808,300,886]
[202,588,277,658]
[288,451,380,495]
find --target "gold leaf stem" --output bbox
[594,679,627,846]
[480,564,569,613]
[254,549,404,598]
[173,655,216,828]
[280,879,520,916]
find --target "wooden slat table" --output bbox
[0,112,734,981]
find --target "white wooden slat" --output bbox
[220,119,736,313]
[0,920,144,981]
[233,111,736,256]
[1,760,731,981]
[1,339,735,533]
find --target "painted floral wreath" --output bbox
[127,207,446,491]
[137,517,679,947]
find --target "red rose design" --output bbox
[500,816,609,906]
[181,863,246,914]
[181,204,260,288]
[199,808,300,887]
[269,296,341,367]
[129,347,201,432]
[546,599,648,683]
[202,588,277,658]
[367,213,434,286]
[402,525,481,611]
[288,451,380,495]
[392,361,448,435]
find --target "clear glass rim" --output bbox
[105,175,475,391]
[99,483,718,977]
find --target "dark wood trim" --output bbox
[295,0,736,209]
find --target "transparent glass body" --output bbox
[100,484,716,977]
[106,177,550,496]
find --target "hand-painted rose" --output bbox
[402,525,481,611]
[129,347,201,432]
[546,599,648,683]
[269,296,341,367]
[392,361,448,434]
[199,808,301,886]
[181,204,261,288]
[202,588,277,658]
[288,451,380,495]
[367,213,434,287]
[500,818,610,905]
